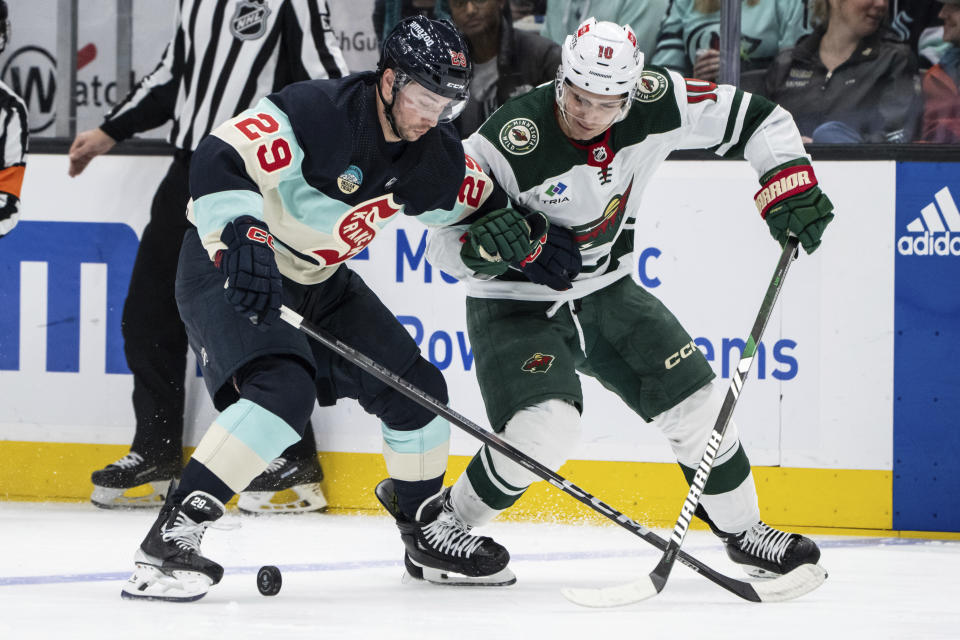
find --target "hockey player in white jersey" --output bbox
[421,18,835,583]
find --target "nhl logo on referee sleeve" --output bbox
[231,0,271,40]
[521,352,554,373]
[499,118,540,155]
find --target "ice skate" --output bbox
[121,491,229,602]
[237,455,327,514]
[90,451,180,509]
[720,520,822,578]
[375,479,515,586]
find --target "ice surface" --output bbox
[1,503,957,639]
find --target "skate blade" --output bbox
[405,565,517,587]
[120,563,212,602]
[237,483,327,514]
[91,481,171,509]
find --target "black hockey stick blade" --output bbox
[278,296,821,604]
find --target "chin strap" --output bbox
[377,71,403,140]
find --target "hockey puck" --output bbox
[257,565,282,596]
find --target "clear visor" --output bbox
[393,73,468,123]
[556,77,631,128]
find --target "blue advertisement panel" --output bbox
[893,162,960,532]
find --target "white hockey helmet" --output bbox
[556,18,644,123]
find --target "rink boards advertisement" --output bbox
[1,1,957,531]
[9,155,955,534]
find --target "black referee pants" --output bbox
[122,151,317,463]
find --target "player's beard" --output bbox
[397,119,431,142]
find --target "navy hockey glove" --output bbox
[216,215,282,330]
[460,208,543,276]
[515,223,582,291]
[755,160,834,254]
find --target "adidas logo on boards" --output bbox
[898,186,960,256]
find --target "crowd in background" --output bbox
[374,0,960,144]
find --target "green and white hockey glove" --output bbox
[460,208,544,276]
[755,160,835,254]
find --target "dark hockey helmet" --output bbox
[0,1,9,55]
[377,15,471,123]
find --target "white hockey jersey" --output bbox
[428,67,809,302]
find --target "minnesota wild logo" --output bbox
[521,352,555,373]
[499,118,539,155]
[635,70,668,103]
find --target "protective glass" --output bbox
[449,0,494,7]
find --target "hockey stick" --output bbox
[279,294,821,604]
[561,236,826,608]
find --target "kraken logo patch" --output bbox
[337,165,363,194]
[521,352,555,373]
[230,0,271,40]
[635,70,668,103]
[499,118,540,155]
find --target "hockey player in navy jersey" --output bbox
[121,16,515,602]
[419,18,835,584]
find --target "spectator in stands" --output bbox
[374,0,451,43]
[540,0,668,61]
[449,0,560,136]
[651,0,810,92]
[920,0,960,141]
[509,0,545,23]
[763,0,921,142]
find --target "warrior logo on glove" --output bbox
[755,160,835,254]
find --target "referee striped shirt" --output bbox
[102,0,349,152]
[0,78,28,237]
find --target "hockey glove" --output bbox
[216,215,283,330]
[515,223,582,291]
[460,208,542,276]
[755,160,834,254]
